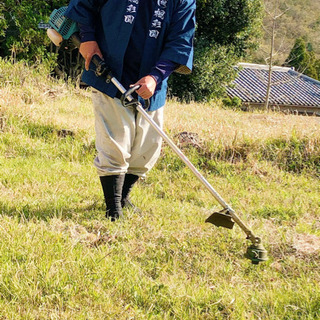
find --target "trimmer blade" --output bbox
[205,210,235,229]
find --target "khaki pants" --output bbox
[92,91,164,177]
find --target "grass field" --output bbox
[0,59,319,319]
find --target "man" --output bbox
[66,0,196,220]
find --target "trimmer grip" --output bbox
[70,33,81,48]
[91,55,110,77]
[70,34,110,78]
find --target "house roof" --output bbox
[227,63,320,109]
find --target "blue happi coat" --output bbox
[66,0,195,111]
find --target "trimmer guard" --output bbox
[205,209,235,229]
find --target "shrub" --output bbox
[222,96,243,109]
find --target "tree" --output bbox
[285,38,318,79]
[196,0,262,56]
[169,40,238,102]
[169,0,263,102]
[263,1,290,109]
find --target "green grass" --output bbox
[0,60,319,319]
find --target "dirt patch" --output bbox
[49,219,116,247]
[267,224,320,260]
[292,233,320,256]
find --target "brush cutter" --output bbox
[46,7,268,264]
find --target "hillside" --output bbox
[253,0,320,64]
[0,60,320,319]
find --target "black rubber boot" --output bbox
[100,175,125,221]
[121,174,140,209]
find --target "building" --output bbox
[227,63,320,115]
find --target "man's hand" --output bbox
[79,41,103,71]
[131,75,157,100]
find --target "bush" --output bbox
[0,1,68,60]
[0,0,83,80]
[222,96,243,109]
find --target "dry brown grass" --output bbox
[2,59,319,146]
[0,62,95,136]
[165,100,320,144]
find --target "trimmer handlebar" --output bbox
[120,85,150,109]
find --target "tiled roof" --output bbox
[227,63,320,107]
